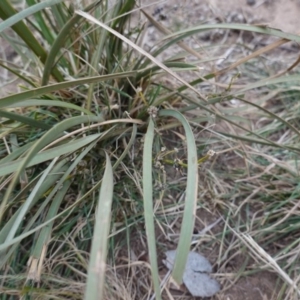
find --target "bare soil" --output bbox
[141,0,300,33]
[209,0,300,34]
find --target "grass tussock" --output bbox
[0,1,299,299]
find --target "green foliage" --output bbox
[0,0,299,299]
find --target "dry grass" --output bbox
[0,1,300,299]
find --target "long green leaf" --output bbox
[0,133,101,177]
[112,124,137,170]
[0,141,34,164]
[159,109,198,285]
[0,110,52,130]
[164,23,300,44]
[0,71,136,109]
[0,0,64,82]
[84,152,113,300]
[0,0,64,33]
[5,157,59,242]
[26,0,55,45]
[29,180,71,262]
[143,117,162,300]
[7,99,94,115]
[42,0,102,85]
[86,5,110,111]
[236,97,300,138]
[0,158,69,247]
[0,60,37,87]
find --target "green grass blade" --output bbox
[26,0,55,45]
[75,10,207,103]
[112,124,137,170]
[137,61,199,80]
[110,0,135,30]
[0,0,64,82]
[51,2,69,30]
[0,209,68,252]
[0,0,64,33]
[164,23,300,44]
[143,117,162,300]
[236,97,300,138]
[0,115,104,223]
[0,61,37,87]
[41,1,102,85]
[84,152,113,300]
[29,179,71,264]
[5,158,59,242]
[0,158,69,246]
[0,133,101,177]
[0,140,98,265]
[0,110,52,130]
[166,88,300,152]
[0,143,103,254]
[0,71,136,109]
[7,99,94,115]
[235,74,300,95]
[86,17,109,110]
[159,109,198,285]
[0,141,34,164]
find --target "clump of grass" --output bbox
[0,1,300,299]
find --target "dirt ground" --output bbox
[141,0,300,33]
[209,0,300,34]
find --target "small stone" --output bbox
[163,250,220,297]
